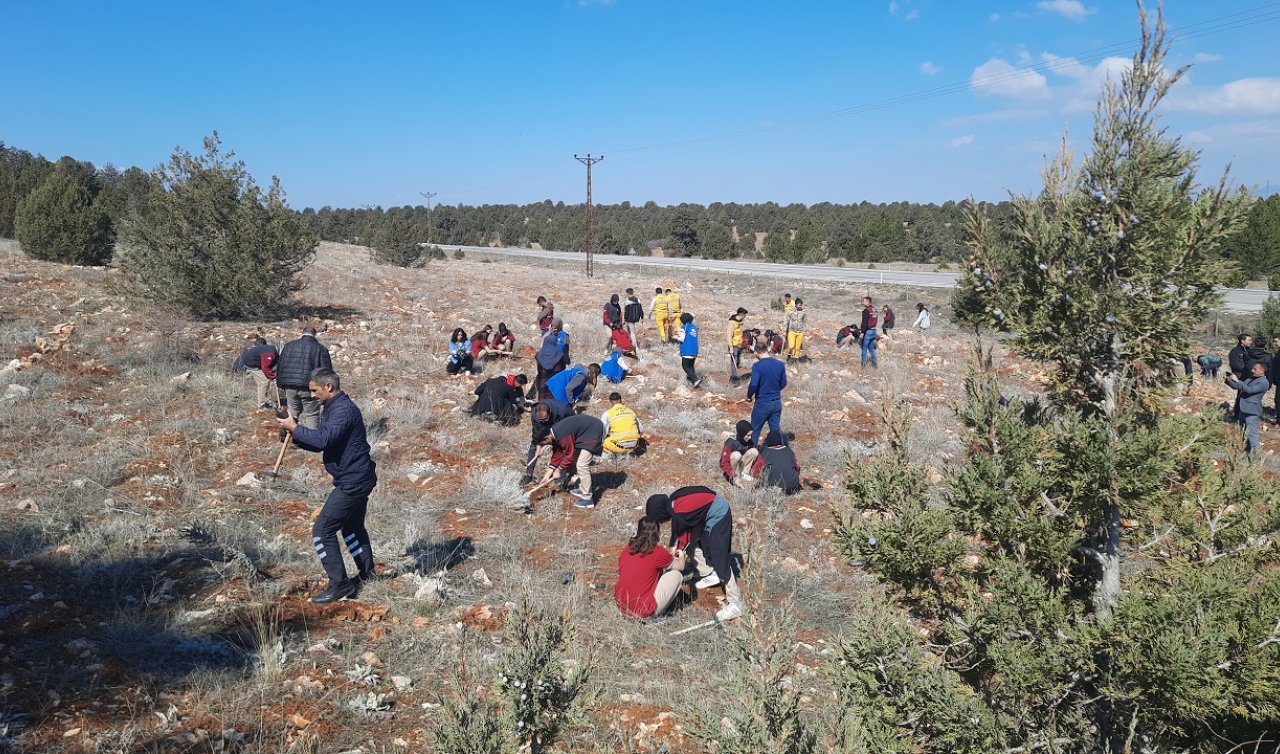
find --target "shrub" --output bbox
[119,133,315,320]
[369,211,424,267]
[1270,272,1280,292]
[1260,295,1280,342]
[14,170,114,265]
[454,249,465,260]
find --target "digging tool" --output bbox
[670,619,719,636]
[265,406,291,480]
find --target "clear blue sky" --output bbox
[3,1,1277,210]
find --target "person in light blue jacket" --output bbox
[678,312,701,388]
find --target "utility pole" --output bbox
[419,191,438,244]
[574,154,603,277]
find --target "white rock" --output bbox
[800,518,815,529]
[235,473,262,488]
[0,359,21,374]
[169,371,192,384]
[390,675,413,691]
[3,384,31,400]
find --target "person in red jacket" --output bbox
[615,517,688,618]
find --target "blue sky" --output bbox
[3,1,1278,209]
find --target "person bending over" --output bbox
[720,419,758,487]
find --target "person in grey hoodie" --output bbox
[1226,361,1270,455]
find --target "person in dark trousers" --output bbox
[523,398,571,485]
[540,412,605,506]
[1198,354,1223,377]
[1226,361,1270,455]
[859,297,879,367]
[277,368,377,604]
[746,339,787,446]
[1271,335,1280,424]
[233,335,279,410]
[470,374,528,425]
[623,288,644,349]
[882,305,896,332]
[752,430,802,494]
[447,328,475,376]
[646,486,743,622]
[546,363,601,407]
[277,326,333,429]
[1228,333,1252,419]
[679,312,701,388]
[534,318,570,398]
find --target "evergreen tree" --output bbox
[119,133,315,320]
[14,168,115,265]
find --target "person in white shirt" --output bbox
[912,303,931,332]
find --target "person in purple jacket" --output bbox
[278,367,378,604]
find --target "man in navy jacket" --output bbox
[278,368,378,603]
[746,339,788,446]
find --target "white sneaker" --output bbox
[695,572,721,589]
[715,602,743,622]
[738,474,754,485]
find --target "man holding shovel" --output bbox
[277,368,378,604]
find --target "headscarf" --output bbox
[734,420,752,445]
[645,494,671,523]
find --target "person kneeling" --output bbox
[720,420,758,487]
[602,392,642,454]
[615,518,688,619]
[752,431,802,495]
[469,373,527,426]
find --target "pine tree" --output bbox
[119,133,315,320]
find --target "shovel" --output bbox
[265,406,291,480]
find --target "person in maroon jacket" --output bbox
[645,486,743,622]
[752,430,802,495]
[615,517,688,618]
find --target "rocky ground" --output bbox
[0,240,1264,753]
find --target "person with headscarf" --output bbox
[719,419,758,487]
[603,293,624,353]
[751,430,802,495]
[646,487,742,622]
[534,318,570,398]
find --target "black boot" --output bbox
[312,579,357,604]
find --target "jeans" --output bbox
[313,479,376,585]
[861,328,878,367]
[750,398,782,446]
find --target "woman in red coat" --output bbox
[615,518,687,618]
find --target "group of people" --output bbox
[231,286,933,615]
[1223,332,1280,455]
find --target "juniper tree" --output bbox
[833,6,1280,752]
[119,133,315,320]
[14,168,115,265]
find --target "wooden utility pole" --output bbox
[574,154,603,277]
[419,192,437,244]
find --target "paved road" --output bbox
[441,244,1271,313]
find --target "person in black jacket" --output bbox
[278,368,377,604]
[523,397,571,485]
[751,431,802,495]
[470,374,528,425]
[646,486,743,622]
[604,293,624,353]
[276,327,333,429]
[623,287,644,350]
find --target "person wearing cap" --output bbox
[719,419,758,487]
[615,517,688,619]
[752,430,802,495]
[727,307,748,385]
[651,287,671,343]
[783,298,806,362]
[646,487,743,622]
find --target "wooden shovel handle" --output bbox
[272,433,292,476]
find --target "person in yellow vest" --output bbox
[782,293,794,314]
[651,287,671,344]
[784,298,806,362]
[601,392,643,454]
[727,307,748,385]
[665,288,683,347]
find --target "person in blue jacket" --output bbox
[546,362,601,406]
[746,339,788,446]
[600,349,630,383]
[278,368,378,604]
[679,312,701,388]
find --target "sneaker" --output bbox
[519,473,534,486]
[738,474,754,485]
[715,602,744,622]
[695,572,721,589]
[258,402,275,410]
[692,378,703,388]
[311,579,357,604]
[572,497,596,509]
